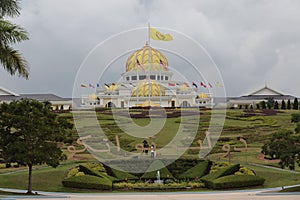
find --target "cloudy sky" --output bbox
[1,0,300,98]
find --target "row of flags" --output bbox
[81,81,223,89]
[81,27,222,90]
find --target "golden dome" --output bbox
[197,92,208,98]
[126,44,169,72]
[131,80,165,97]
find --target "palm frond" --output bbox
[0,19,28,46]
[0,0,20,17]
[0,45,29,79]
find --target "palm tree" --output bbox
[0,0,29,79]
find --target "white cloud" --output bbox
[0,0,299,97]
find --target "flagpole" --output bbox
[159,62,162,106]
[148,22,151,107]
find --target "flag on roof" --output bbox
[160,59,168,71]
[200,81,207,88]
[81,84,87,88]
[104,83,110,89]
[89,83,95,88]
[192,82,198,88]
[168,82,175,87]
[150,27,173,41]
[208,83,213,88]
[136,59,145,71]
[96,83,100,87]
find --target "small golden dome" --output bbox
[197,92,208,98]
[178,83,190,90]
[131,80,165,97]
[126,44,169,72]
[88,94,97,100]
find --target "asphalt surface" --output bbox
[1,189,300,200]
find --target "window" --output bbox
[126,76,129,81]
[132,76,137,80]
[157,75,160,80]
[165,76,169,80]
[150,75,156,80]
[160,76,164,80]
[139,75,146,80]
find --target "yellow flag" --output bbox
[150,27,173,41]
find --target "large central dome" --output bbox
[126,43,169,72]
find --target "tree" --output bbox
[260,101,266,109]
[0,0,29,79]
[281,100,286,110]
[293,98,299,110]
[0,99,73,194]
[274,101,279,109]
[287,99,291,110]
[266,97,274,109]
[262,130,300,170]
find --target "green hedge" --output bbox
[110,168,138,180]
[201,164,240,187]
[141,167,174,180]
[210,175,265,189]
[78,165,116,181]
[177,160,210,179]
[62,175,112,190]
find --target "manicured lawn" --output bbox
[0,162,96,192]
[243,164,300,188]
[1,109,300,192]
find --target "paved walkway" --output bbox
[1,189,300,200]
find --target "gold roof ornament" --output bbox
[88,94,98,100]
[126,44,169,72]
[131,80,165,97]
[105,84,119,92]
[197,92,208,99]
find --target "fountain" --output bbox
[154,170,163,184]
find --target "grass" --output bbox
[0,161,98,193]
[1,109,300,192]
[243,164,300,188]
[280,185,300,192]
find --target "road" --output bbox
[10,191,300,200]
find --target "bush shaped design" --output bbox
[210,175,265,189]
[62,175,112,190]
[177,160,211,179]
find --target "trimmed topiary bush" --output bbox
[110,168,138,181]
[210,175,265,189]
[177,160,211,179]
[141,160,175,180]
[200,164,240,188]
[78,164,116,181]
[62,175,112,190]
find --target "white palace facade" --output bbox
[81,44,214,108]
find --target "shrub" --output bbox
[210,175,265,189]
[141,160,175,180]
[141,167,174,180]
[78,164,116,181]
[66,167,79,178]
[62,175,112,190]
[177,160,210,179]
[113,182,204,190]
[201,164,240,188]
[110,168,138,181]
[234,167,255,176]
